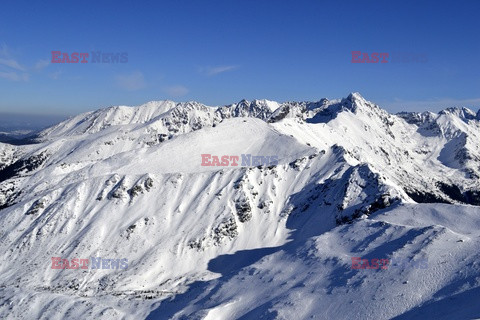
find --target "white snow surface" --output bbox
[0,93,479,319]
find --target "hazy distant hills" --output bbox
[0,112,68,144]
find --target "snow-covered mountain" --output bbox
[0,93,479,319]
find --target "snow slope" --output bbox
[0,93,479,319]
[154,203,480,320]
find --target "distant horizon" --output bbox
[2,92,480,118]
[1,92,479,135]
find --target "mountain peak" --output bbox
[342,92,373,113]
[439,107,477,121]
[347,92,366,102]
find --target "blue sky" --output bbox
[0,0,479,116]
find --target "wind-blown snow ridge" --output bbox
[0,93,480,319]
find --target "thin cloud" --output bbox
[0,44,29,81]
[0,58,26,71]
[34,59,50,71]
[0,71,29,81]
[115,71,146,91]
[200,65,239,76]
[162,85,189,97]
[49,70,62,80]
[0,44,54,81]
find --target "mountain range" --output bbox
[0,93,479,319]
